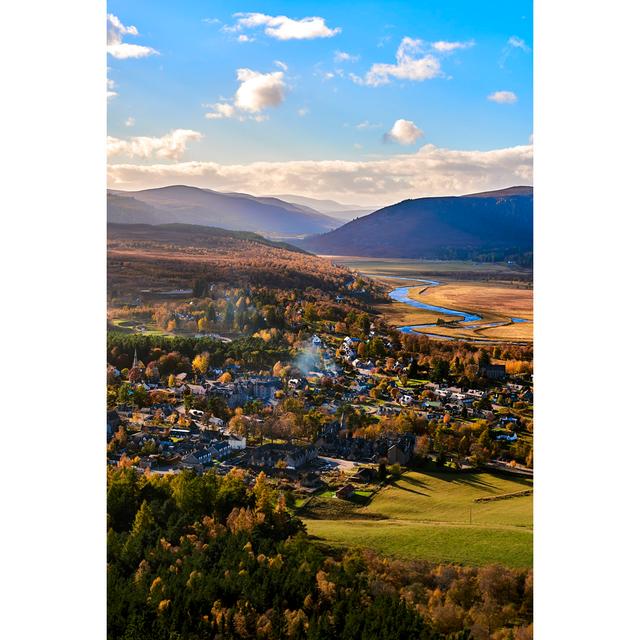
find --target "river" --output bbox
[378,276,529,338]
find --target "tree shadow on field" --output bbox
[400,474,432,491]
[390,480,430,497]
[435,474,498,491]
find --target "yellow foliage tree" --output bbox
[197,317,210,333]
[192,352,210,375]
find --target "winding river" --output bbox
[379,276,529,339]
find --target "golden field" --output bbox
[408,282,533,322]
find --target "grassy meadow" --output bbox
[408,282,533,322]
[303,469,533,568]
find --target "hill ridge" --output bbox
[298,186,533,261]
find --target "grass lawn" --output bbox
[303,469,533,568]
[367,471,532,527]
[109,318,174,337]
[306,519,532,568]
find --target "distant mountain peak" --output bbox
[107,185,340,238]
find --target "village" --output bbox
[107,320,534,507]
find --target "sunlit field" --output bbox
[304,469,533,568]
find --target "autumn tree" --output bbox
[192,352,210,375]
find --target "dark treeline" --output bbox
[108,467,532,640]
[107,333,292,372]
[398,333,533,364]
[437,249,533,268]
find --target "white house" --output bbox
[399,394,414,406]
[226,434,246,450]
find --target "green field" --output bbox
[304,469,533,568]
[108,318,183,337]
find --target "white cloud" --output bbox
[431,39,475,53]
[384,119,424,145]
[107,129,202,161]
[205,102,237,120]
[274,60,288,71]
[355,120,382,130]
[107,14,137,40]
[499,36,531,67]
[231,13,340,40]
[334,50,359,63]
[508,36,530,52]
[205,67,287,121]
[107,14,159,59]
[125,117,135,127]
[236,69,285,112]
[107,74,117,99]
[107,142,533,204]
[488,90,518,104]
[237,34,254,43]
[202,18,221,25]
[354,37,442,86]
[297,107,309,117]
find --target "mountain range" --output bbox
[107,184,533,261]
[107,185,341,237]
[297,186,533,260]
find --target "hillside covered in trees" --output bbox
[299,187,533,263]
[107,223,366,300]
[108,466,533,640]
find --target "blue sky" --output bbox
[107,1,532,204]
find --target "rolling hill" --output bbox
[298,186,533,260]
[107,185,340,237]
[107,222,352,298]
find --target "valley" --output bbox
[100,2,537,636]
[106,188,534,640]
[330,257,533,344]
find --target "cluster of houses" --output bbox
[339,336,380,371]
[135,374,283,409]
[107,324,532,486]
[315,423,416,465]
[201,376,281,408]
[242,443,318,470]
[108,407,247,473]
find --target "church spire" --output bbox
[133,348,138,369]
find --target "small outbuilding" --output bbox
[335,484,355,500]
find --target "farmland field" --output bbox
[304,469,533,568]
